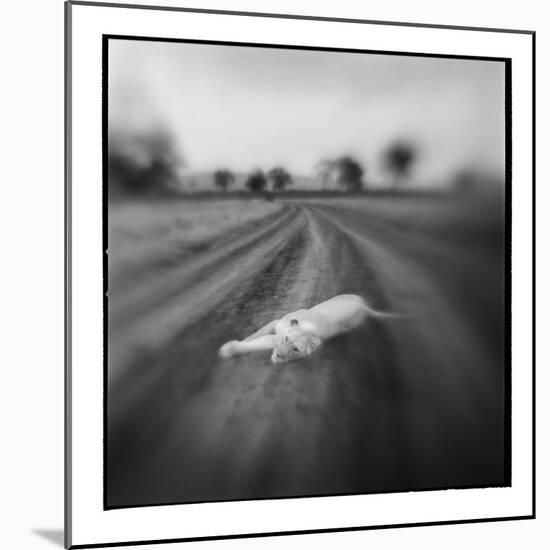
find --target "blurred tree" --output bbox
[382,141,417,188]
[453,170,478,195]
[245,170,267,193]
[267,167,293,192]
[108,125,184,197]
[335,156,364,192]
[214,169,235,192]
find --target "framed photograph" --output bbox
[65,1,535,547]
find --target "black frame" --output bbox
[65,1,536,548]
[102,34,513,509]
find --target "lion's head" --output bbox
[271,328,321,364]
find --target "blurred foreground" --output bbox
[107,193,507,507]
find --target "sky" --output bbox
[109,38,505,187]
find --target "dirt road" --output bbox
[107,198,507,508]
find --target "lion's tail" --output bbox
[360,296,406,320]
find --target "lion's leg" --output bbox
[239,335,278,351]
[219,335,277,358]
[243,320,278,342]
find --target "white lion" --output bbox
[218,294,400,363]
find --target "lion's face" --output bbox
[271,329,321,363]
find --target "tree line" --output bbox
[215,141,418,194]
[214,166,294,193]
[107,124,418,197]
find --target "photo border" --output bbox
[65,1,536,547]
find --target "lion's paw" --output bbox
[218,340,240,358]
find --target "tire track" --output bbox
[107,208,314,500]
[306,204,506,489]
[108,207,289,292]
[108,206,305,380]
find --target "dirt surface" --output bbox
[107,197,508,508]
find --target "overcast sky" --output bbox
[109,39,505,187]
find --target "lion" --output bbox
[218,294,401,363]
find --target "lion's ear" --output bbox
[305,336,322,355]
